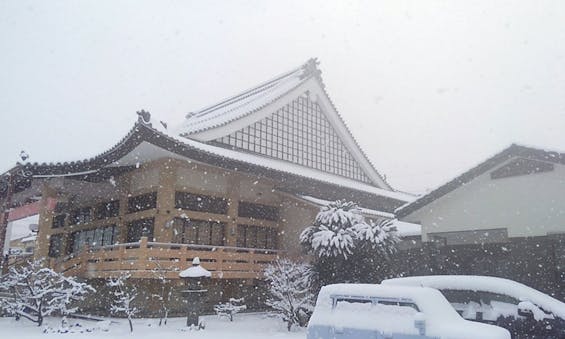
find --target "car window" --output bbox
[333,297,372,312]
[376,300,420,312]
[440,289,481,304]
[478,291,519,305]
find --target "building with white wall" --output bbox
[396,144,565,245]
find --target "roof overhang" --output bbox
[2,123,411,212]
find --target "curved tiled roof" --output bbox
[3,120,413,209]
[176,62,311,136]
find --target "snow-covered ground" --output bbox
[0,313,305,339]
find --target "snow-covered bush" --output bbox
[353,218,400,258]
[300,200,399,285]
[106,273,138,332]
[300,200,363,259]
[264,258,314,331]
[214,297,247,321]
[0,259,95,326]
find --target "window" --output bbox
[127,218,154,242]
[95,200,120,219]
[52,214,66,228]
[175,191,228,214]
[171,218,225,246]
[238,201,279,221]
[127,192,157,213]
[48,234,64,257]
[236,224,277,249]
[70,207,92,225]
[69,225,118,254]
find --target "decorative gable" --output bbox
[212,94,372,183]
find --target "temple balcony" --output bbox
[51,237,282,280]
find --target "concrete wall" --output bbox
[404,157,565,241]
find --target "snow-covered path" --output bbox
[0,313,306,339]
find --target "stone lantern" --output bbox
[179,257,211,328]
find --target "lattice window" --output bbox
[214,95,371,183]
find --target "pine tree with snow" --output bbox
[300,200,399,285]
[213,297,247,321]
[0,259,94,326]
[264,258,314,331]
[106,273,138,332]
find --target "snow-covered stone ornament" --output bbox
[179,257,211,329]
[179,257,212,278]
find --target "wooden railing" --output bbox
[52,237,282,280]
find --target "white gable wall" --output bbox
[403,157,565,241]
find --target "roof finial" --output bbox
[301,58,324,88]
[19,150,29,162]
[136,109,152,125]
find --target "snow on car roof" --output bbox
[382,275,565,319]
[315,284,461,320]
[310,284,510,339]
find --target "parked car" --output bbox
[307,283,510,339]
[382,275,565,339]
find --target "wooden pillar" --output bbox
[225,175,240,247]
[117,173,131,243]
[35,183,58,261]
[155,159,176,242]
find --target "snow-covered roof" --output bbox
[393,221,422,237]
[176,64,308,136]
[172,59,393,190]
[5,60,416,206]
[8,120,411,209]
[173,134,411,201]
[134,124,414,202]
[396,144,565,218]
[298,195,395,218]
[382,275,565,319]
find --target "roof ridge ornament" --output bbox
[301,58,325,88]
[136,109,152,125]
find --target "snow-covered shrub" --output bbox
[300,200,364,259]
[0,259,95,326]
[213,297,247,321]
[353,218,400,258]
[106,273,138,332]
[264,258,314,331]
[300,200,399,285]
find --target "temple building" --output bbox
[0,59,413,312]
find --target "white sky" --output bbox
[1,1,564,193]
